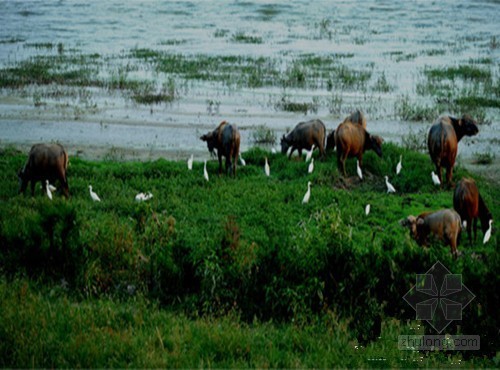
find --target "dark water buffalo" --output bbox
[280,119,326,159]
[18,143,69,197]
[401,209,462,258]
[334,121,383,177]
[427,115,478,185]
[326,110,367,151]
[453,177,492,245]
[201,121,240,177]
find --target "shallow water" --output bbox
[0,0,498,161]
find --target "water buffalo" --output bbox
[453,177,492,245]
[18,143,69,197]
[400,209,462,258]
[427,115,478,185]
[280,119,326,159]
[200,121,240,177]
[334,121,383,177]
[326,110,367,151]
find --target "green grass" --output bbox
[0,144,498,367]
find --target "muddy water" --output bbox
[0,0,498,163]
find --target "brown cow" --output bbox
[334,121,383,177]
[427,115,478,185]
[200,121,240,177]
[326,110,367,151]
[18,143,69,197]
[400,209,462,258]
[453,177,492,245]
[280,119,326,159]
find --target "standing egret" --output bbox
[45,180,53,200]
[89,185,101,202]
[483,219,493,244]
[135,192,153,202]
[271,147,277,154]
[187,154,193,170]
[203,160,209,182]
[305,144,315,162]
[462,220,467,229]
[431,171,441,186]
[302,181,311,204]
[308,158,314,174]
[356,159,363,180]
[264,157,270,177]
[365,204,370,216]
[239,156,246,166]
[385,176,396,193]
[396,155,402,175]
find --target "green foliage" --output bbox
[0,144,498,366]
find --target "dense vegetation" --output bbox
[0,144,498,368]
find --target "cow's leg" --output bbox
[446,166,453,186]
[336,152,343,176]
[225,156,231,176]
[467,218,473,246]
[30,180,36,196]
[232,154,237,178]
[473,218,478,243]
[218,154,223,175]
[436,164,442,184]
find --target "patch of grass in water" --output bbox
[424,65,491,82]
[394,95,439,122]
[274,94,319,114]
[231,32,263,44]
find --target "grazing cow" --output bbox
[427,115,478,185]
[326,110,367,152]
[453,177,492,245]
[18,143,69,197]
[200,121,240,177]
[334,121,383,177]
[400,209,462,258]
[280,119,326,159]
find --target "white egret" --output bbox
[305,144,315,162]
[187,154,193,170]
[385,176,396,193]
[45,180,53,200]
[396,155,402,175]
[264,157,270,177]
[203,160,209,182]
[302,181,311,204]
[356,159,363,180]
[431,171,441,186]
[40,183,56,192]
[271,147,277,154]
[239,156,246,166]
[462,220,467,229]
[89,185,101,202]
[308,158,314,174]
[135,192,153,202]
[286,146,293,157]
[483,219,493,244]
[365,204,370,216]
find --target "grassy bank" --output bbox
[0,144,498,367]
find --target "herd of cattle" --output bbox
[17,110,493,257]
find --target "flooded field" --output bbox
[0,0,498,164]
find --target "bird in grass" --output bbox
[308,158,314,174]
[356,159,363,180]
[431,171,441,186]
[365,204,370,216]
[305,144,315,162]
[483,219,493,244]
[384,176,396,193]
[135,192,153,202]
[271,147,277,154]
[187,154,193,170]
[462,220,467,229]
[396,155,402,175]
[302,181,311,204]
[89,185,101,202]
[239,156,246,166]
[45,180,53,200]
[264,157,270,177]
[203,160,209,182]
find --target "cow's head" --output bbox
[400,215,418,239]
[200,131,217,156]
[369,135,384,157]
[280,134,291,155]
[459,114,479,137]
